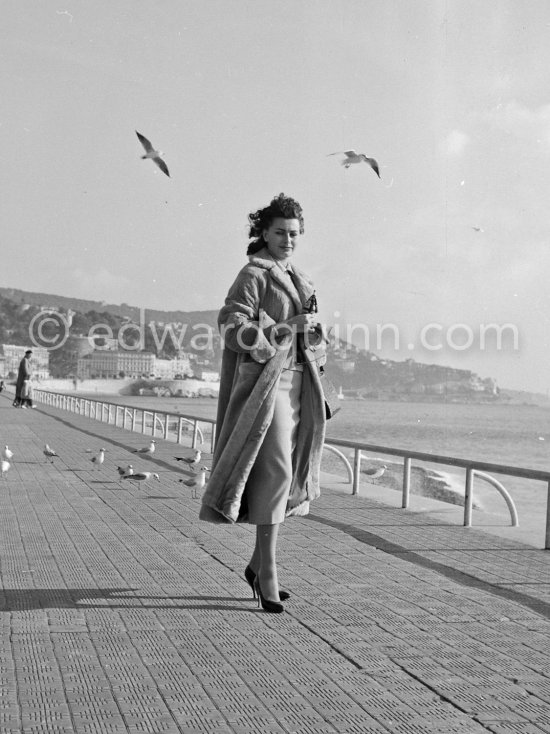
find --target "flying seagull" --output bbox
[135,131,170,177]
[327,150,380,178]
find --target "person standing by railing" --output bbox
[200,193,327,612]
[14,349,34,408]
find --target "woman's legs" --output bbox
[255,523,280,602]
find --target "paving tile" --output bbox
[1,393,550,733]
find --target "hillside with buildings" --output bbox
[0,287,537,403]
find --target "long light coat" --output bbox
[199,248,327,523]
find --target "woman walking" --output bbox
[200,193,327,612]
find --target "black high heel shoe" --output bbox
[254,578,284,614]
[244,565,290,601]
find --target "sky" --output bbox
[1,0,550,393]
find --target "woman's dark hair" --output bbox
[247,192,304,255]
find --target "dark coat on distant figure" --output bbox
[15,356,32,399]
[199,248,327,523]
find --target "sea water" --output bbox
[85,394,550,545]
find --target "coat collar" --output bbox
[248,248,314,312]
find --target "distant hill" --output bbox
[1,286,546,404]
[0,286,217,327]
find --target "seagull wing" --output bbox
[153,156,170,177]
[327,150,355,157]
[136,131,154,153]
[364,157,380,177]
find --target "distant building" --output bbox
[77,351,155,379]
[154,355,192,379]
[1,344,50,379]
[194,367,220,382]
[334,358,356,373]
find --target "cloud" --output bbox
[439,129,470,157]
[485,101,550,147]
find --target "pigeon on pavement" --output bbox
[121,471,160,487]
[133,440,155,456]
[91,448,106,469]
[117,464,133,477]
[174,448,201,470]
[43,444,59,463]
[179,466,208,498]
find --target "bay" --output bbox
[83,393,550,546]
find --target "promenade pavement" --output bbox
[1,392,550,734]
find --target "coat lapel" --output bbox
[249,249,314,313]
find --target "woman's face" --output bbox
[263,218,300,262]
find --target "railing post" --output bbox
[352,449,361,495]
[177,417,183,444]
[192,421,199,449]
[464,467,474,526]
[132,408,137,432]
[211,422,216,453]
[164,415,169,440]
[402,456,411,508]
[546,480,550,550]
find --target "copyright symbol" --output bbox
[28,311,70,351]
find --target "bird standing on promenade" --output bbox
[174,448,201,470]
[121,471,160,487]
[91,448,106,469]
[364,464,387,483]
[179,466,208,498]
[117,464,133,477]
[2,445,14,462]
[43,444,58,463]
[1,460,10,479]
[133,440,155,456]
[135,131,170,177]
[327,150,380,177]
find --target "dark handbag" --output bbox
[320,368,341,419]
[303,291,341,419]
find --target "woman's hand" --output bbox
[281,313,320,333]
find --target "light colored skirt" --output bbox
[245,368,303,525]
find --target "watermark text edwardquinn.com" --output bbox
[28,308,519,355]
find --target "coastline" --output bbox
[25,385,549,545]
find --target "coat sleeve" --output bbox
[218,267,278,364]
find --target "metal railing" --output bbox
[32,389,216,452]
[24,388,550,549]
[325,437,550,548]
